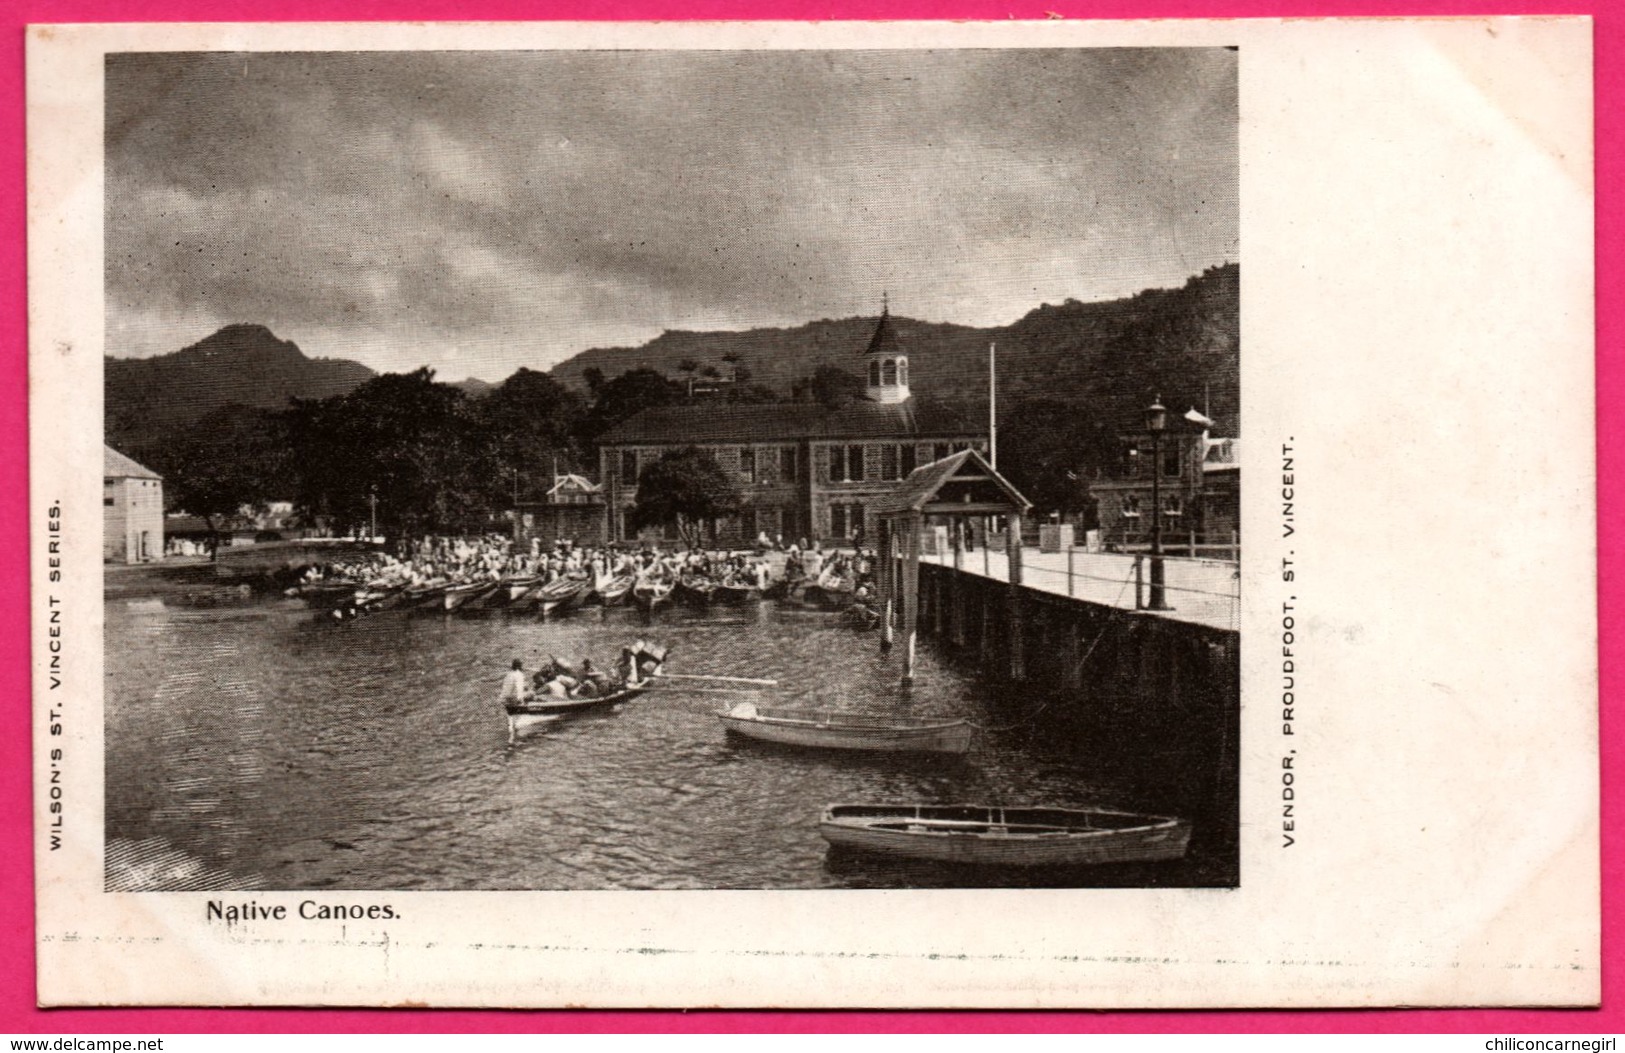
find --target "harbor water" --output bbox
[106,593,1237,890]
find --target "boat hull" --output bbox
[537,580,590,617]
[505,683,650,716]
[300,583,362,612]
[720,707,973,754]
[443,583,494,611]
[818,804,1193,867]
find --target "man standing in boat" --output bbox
[500,658,534,704]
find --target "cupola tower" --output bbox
[862,293,911,404]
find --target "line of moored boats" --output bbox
[293,562,872,621]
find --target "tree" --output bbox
[167,405,288,558]
[580,367,683,443]
[997,398,1117,524]
[285,367,488,542]
[473,368,585,504]
[795,365,865,408]
[627,447,740,548]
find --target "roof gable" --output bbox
[875,448,1031,516]
[104,445,161,479]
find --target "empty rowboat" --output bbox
[818,804,1193,867]
[719,702,974,754]
[533,577,591,617]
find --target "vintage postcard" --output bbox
[28,18,1595,1007]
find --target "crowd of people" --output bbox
[298,533,880,622]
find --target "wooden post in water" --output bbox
[950,519,965,646]
[1007,510,1026,681]
[900,511,922,684]
[878,518,894,652]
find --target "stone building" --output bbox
[597,306,987,547]
[1089,416,1240,557]
[104,445,164,563]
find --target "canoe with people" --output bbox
[501,642,670,740]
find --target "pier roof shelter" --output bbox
[874,448,1031,682]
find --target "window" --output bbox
[901,444,917,476]
[1162,447,1181,478]
[104,496,115,507]
[620,450,639,483]
[829,444,865,482]
[882,359,897,385]
[741,447,756,483]
[1123,448,1141,477]
[869,360,881,386]
[1163,496,1183,518]
[781,446,798,483]
[829,502,866,541]
[897,358,908,386]
[1122,495,1142,519]
[934,442,952,463]
[880,444,899,481]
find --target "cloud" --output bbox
[106,48,1237,379]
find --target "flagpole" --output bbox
[988,341,997,469]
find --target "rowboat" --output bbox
[357,585,408,612]
[533,577,591,617]
[676,575,716,606]
[803,577,855,610]
[504,644,668,741]
[402,582,450,609]
[632,577,674,613]
[712,581,761,604]
[460,580,511,610]
[505,681,652,717]
[443,581,498,611]
[590,573,635,607]
[719,702,973,754]
[298,581,363,612]
[502,575,541,604]
[818,804,1193,867]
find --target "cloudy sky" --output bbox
[106,48,1237,381]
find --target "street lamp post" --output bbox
[1145,397,1173,611]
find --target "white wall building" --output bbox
[104,445,163,563]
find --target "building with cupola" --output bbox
[596,304,987,547]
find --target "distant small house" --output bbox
[516,473,607,546]
[104,446,163,563]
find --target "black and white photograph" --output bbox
[100,46,1240,893]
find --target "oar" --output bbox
[656,672,779,687]
[647,683,764,695]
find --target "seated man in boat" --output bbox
[500,659,535,704]
[572,658,612,697]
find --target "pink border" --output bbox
[2,0,1614,1034]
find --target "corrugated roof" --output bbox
[598,398,980,445]
[105,445,161,479]
[874,448,1031,516]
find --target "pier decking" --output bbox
[922,547,1240,632]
